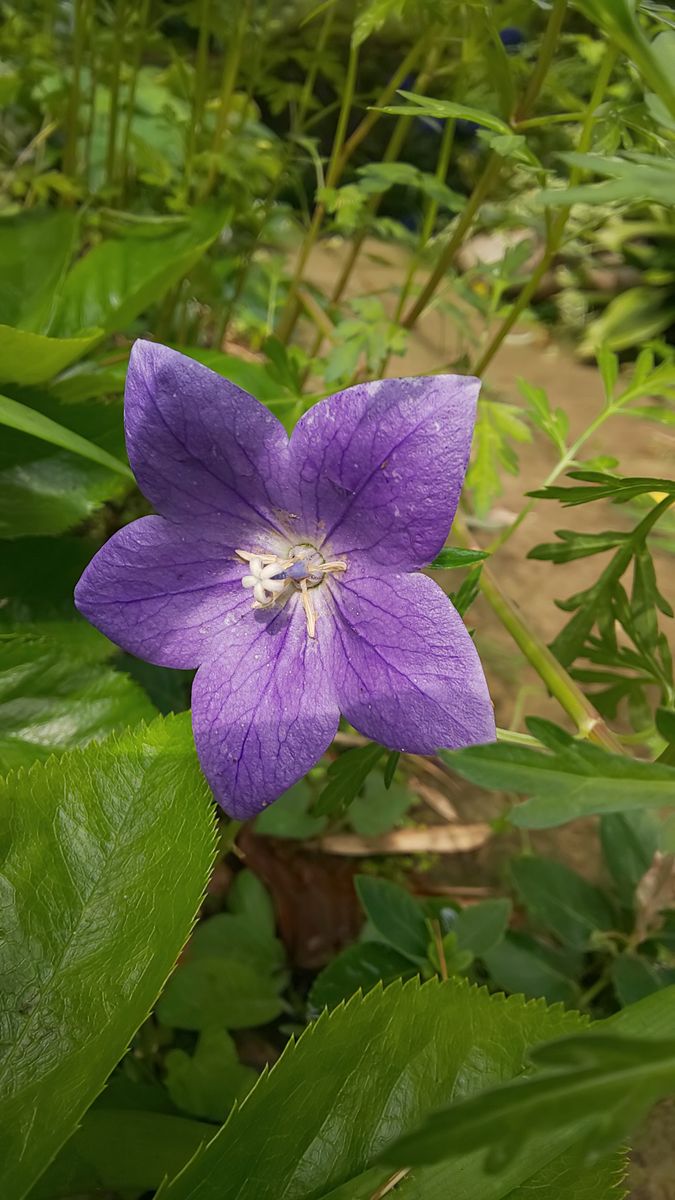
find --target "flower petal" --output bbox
[74,515,254,669]
[192,597,339,818]
[124,341,290,533]
[329,572,495,751]
[287,375,479,569]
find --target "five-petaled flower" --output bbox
[75,341,495,817]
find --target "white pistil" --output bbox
[236,546,346,637]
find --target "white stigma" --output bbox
[236,546,346,637]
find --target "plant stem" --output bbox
[393,113,455,327]
[400,151,501,330]
[63,0,86,180]
[475,560,624,753]
[105,0,127,189]
[473,41,618,376]
[399,0,569,333]
[276,39,360,343]
[513,0,567,122]
[185,0,211,197]
[84,0,99,188]
[120,0,150,200]
[336,38,424,172]
[203,0,251,200]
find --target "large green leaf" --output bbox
[50,208,225,337]
[442,727,675,828]
[0,392,129,537]
[0,713,216,1200]
[156,979,618,1200]
[0,326,101,387]
[379,90,511,134]
[0,393,131,477]
[0,211,78,332]
[382,985,675,1173]
[0,629,156,772]
[30,1109,210,1200]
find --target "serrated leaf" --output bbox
[0,713,216,1200]
[309,941,416,1010]
[442,740,675,827]
[157,977,619,1200]
[467,399,531,517]
[483,932,580,1006]
[381,986,675,1173]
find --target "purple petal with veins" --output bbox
[75,340,495,817]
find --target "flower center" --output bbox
[236,543,346,638]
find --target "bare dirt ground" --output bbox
[303,238,675,1197]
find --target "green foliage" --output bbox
[0,627,156,771]
[444,719,675,827]
[0,713,216,1200]
[157,979,620,1200]
[383,986,675,1173]
[355,874,430,963]
[165,1029,257,1122]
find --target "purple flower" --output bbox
[75,341,495,818]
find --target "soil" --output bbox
[301,236,675,1197]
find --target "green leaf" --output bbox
[51,208,224,337]
[0,210,78,332]
[467,399,531,517]
[0,537,95,626]
[379,90,512,135]
[0,392,128,537]
[187,912,285,976]
[511,857,614,949]
[227,868,277,939]
[483,932,580,1006]
[381,1005,675,1174]
[165,1029,257,1122]
[347,773,413,836]
[580,287,675,357]
[314,742,387,819]
[255,781,328,839]
[429,547,490,570]
[309,941,416,1010]
[528,471,675,506]
[157,957,284,1031]
[0,393,131,477]
[30,1109,210,1200]
[443,737,675,827]
[0,630,157,772]
[0,713,216,1200]
[157,978,618,1200]
[355,875,430,964]
[600,811,659,904]
[611,955,675,1007]
[0,326,101,386]
[453,898,511,957]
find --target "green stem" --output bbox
[63,0,86,180]
[295,2,336,130]
[400,152,501,330]
[185,0,211,196]
[393,114,455,327]
[473,42,618,376]
[276,40,360,344]
[336,38,424,173]
[513,0,568,121]
[398,0,569,334]
[105,0,127,189]
[202,0,251,200]
[84,0,99,188]
[476,562,624,753]
[120,0,150,199]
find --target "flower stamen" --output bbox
[236,546,346,636]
